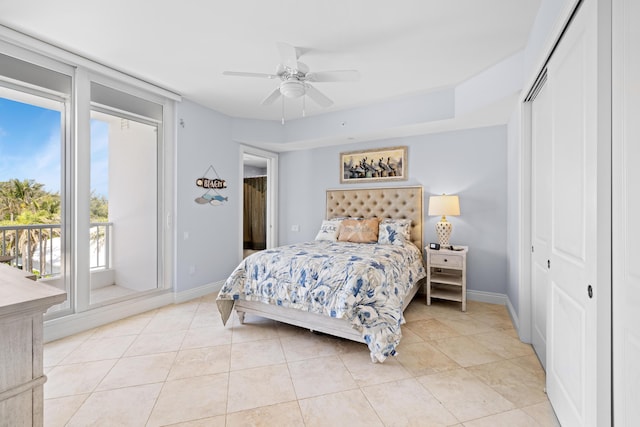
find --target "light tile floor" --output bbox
[43,294,561,426]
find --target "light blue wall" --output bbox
[506,109,521,314]
[279,126,509,295]
[175,99,515,300]
[175,100,240,291]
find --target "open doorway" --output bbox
[240,145,278,260]
[243,153,266,258]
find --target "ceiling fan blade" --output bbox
[261,86,282,105]
[276,42,299,70]
[305,70,360,82]
[305,84,333,108]
[223,71,278,79]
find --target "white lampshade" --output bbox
[428,194,460,246]
[428,195,460,217]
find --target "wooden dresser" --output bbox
[0,263,66,426]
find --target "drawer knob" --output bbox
[444,258,448,262]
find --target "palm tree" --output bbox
[89,190,109,222]
[0,181,21,221]
[0,180,61,276]
[0,179,48,221]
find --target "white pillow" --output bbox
[378,218,412,246]
[314,219,342,241]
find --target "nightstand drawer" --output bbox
[430,253,463,268]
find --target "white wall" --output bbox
[175,100,240,292]
[278,126,508,295]
[243,165,266,177]
[109,118,158,291]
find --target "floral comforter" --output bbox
[216,240,426,362]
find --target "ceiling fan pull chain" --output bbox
[281,95,285,125]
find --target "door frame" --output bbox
[238,144,278,261]
[612,1,640,424]
[527,75,551,369]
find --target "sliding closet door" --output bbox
[613,0,640,424]
[530,79,551,369]
[545,0,599,425]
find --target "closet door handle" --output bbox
[547,260,550,269]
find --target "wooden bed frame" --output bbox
[233,186,425,343]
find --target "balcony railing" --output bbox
[0,222,113,278]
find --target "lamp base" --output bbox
[435,220,452,247]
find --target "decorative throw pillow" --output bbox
[314,219,342,241]
[378,218,412,246]
[338,218,380,243]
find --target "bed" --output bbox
[216,186,426,362]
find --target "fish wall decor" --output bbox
[195,164,228,206]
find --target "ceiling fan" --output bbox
[223,42,360,121]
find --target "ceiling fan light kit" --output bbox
[280,79,306,98]
[223,42,360,121]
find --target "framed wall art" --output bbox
[340,146,407,183]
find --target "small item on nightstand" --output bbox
[429,242,440,250]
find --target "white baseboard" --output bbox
[466,289,509,305]
[44,291,174,343]
[44,281,224,343]
[505,296,520,333]
[467,290,523,340]
[173,280,223,303]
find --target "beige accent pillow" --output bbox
[338,218,380,243]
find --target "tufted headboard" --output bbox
[325,186,423,251]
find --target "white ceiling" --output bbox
[0,0,541,123]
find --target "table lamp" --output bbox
[428,194,460,247]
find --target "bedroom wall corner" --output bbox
[174,100,240,293]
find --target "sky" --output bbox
[0,96,109,197]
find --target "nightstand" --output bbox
[425,246,468,311]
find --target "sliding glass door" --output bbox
[88,86,161,305]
